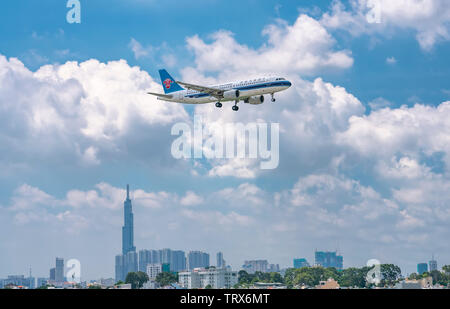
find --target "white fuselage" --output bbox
[159,77,292,104]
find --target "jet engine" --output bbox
[223,89,240,100]
[244,95,265,105]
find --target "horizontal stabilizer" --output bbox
[147,92,173,99]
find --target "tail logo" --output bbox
[163,78,174,89]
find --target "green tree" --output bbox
[205,284,213,289]
[155,272,177,287]
[380,264,402,286]
[125,271,149,289]
[338,267,371,288]
[442,265,450,274]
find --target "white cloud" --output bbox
[337,102,450,166]
[129,38,151,59]
[369,97,392,110]
[185,14,353,76]
[321,0,450,51]
[386,56,397,64]
[180,191,204,206]
[0,54,188,172]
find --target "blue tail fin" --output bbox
[158,69,184,94]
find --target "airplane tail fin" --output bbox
[158,69,184,94]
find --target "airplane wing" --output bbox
[176,81,224,99]
[147,92,174,99]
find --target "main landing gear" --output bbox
[271,93,276,102]
[215,102,223,108]
[232,100,239,111]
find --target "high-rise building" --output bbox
[171,250,187,272]
[49,268,56,281]
[139,249,186,273]
[115,185,137,282]
[417,263,428,275]
[242,260,269,274]
[187,251,210,270]
[429,256,438,272]
[146,264,163,280]
[122,185,136,255]
[314,251,343,270]
[294,258,310,269]
[217,252,226,269]
[268,264,280,272]
[55,257,64,282]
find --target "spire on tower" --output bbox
[127,184,130,200]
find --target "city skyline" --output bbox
[1,0,450,280]
[1,185,444,281]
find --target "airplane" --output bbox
[147,69,292,111]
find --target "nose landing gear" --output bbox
[271,93,276,102]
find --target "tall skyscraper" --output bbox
[417,263,428,275]
[115,185,137,283]
[314,251,344,270]
[217,252,225,269]
[122,184,136,255]
[429,255,438,272]
[187,251,210,270]
[55,258,64,282]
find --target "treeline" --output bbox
[409,265,450,286]
[237,264,450,288]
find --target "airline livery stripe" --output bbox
[184,81,291,98]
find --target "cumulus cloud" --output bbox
[337,102,450,166]
[321,0,450,51]
[185,14,353,76]
[0,55,188,174]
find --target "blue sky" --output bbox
[1,0,450,280]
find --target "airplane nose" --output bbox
[287,81,292,88]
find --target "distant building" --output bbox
[99,278,115,287]
[217,252,225,269]
[187,251,210,270]
[122,185,136,255]
[115,185,138,282]
[171,250,187,272]
[429,258,438,272]
[315,278,340,289]
[139,249,186,273]
[242,260,268,274]
[146,264,163,280]
[55,258,64,282]
[49,268,56,281]
[294,258,310,269]
[37,278,48,288]
[0,275,35,289]
[315,251,343,270]
[179,268,238,289]
[417,263,428,275]
[268,264,280,272]
[395,277,433,289]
